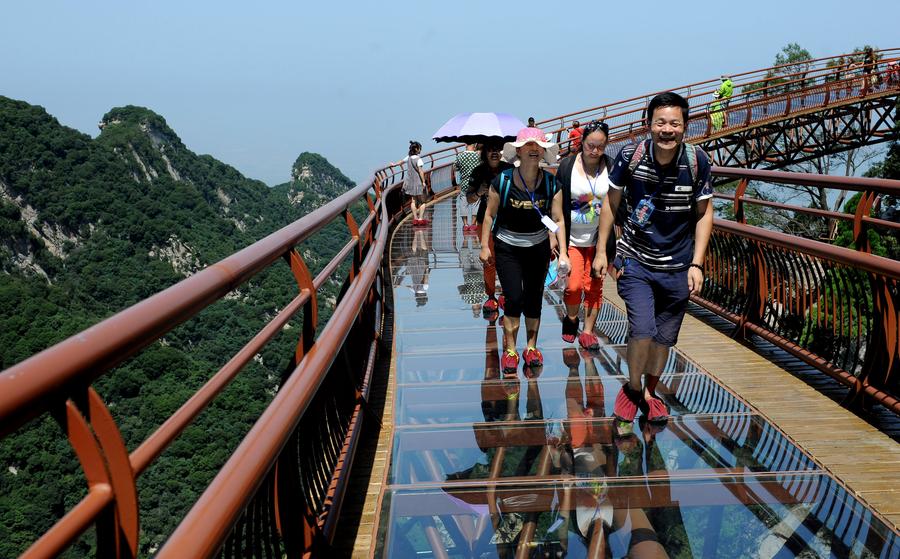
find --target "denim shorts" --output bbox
[615,257,689,346]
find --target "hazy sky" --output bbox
[2,1,897,185]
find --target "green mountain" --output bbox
[0,97,356,556]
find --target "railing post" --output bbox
[344,209,362,279]
[286,249,317,362]
[734,178,749,224]
[852,191,875,253]
[734,240,767,341]
[274,434,322,557]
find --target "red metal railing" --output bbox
[0,149,462,557]
[375,48,900,178]
[702,167,900,413]
[1,50,898,558]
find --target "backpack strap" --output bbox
[499,169,513,208]
[492,169,514,232]
[627,139,648,176]
[683,143,698,187]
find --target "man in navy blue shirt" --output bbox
[593,92,714,430]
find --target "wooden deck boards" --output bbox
[603,278,900,530]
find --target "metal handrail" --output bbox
[156,188,392,557]
[1,171,393,557]
[710,166,900,234]
[0,178,378,437]
[699,168,900,414]
[375,48,900,170]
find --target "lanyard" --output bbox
[584,166,601,200]
[518,169,545,218]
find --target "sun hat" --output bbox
[502,127,559,165]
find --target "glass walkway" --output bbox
[374,196,898,558]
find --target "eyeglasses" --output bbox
[583,141,607,153]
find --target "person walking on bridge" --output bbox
[567,120,584,156]
[467,139,513,316]
[480,127,568,375]
[396,141,429,226]
[593,92,714,428]
[716,75,734,107]
[556,120,614,350]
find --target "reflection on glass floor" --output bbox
[378,199,899,558]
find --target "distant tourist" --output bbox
[594,92,714,429]
[454,144,481,232]
[480,127,568,375]
[710,93,725,131]
[396,141,428,226]
[466,139,513,317]
[567,120,584,156]
[556,121,613,350]
[710,75,733,131]
[527,116,536,128]
[862,47,878,91]
[717,75,734,107]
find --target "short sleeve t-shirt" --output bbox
[490,169,557,234]
[569,164,609,247]
[608,141,713,270]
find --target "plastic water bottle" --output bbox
[557,260,570,290]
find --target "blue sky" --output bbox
[2,1,897,185]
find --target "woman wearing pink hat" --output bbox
[479,127,569,375]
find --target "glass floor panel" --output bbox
[391,413,818,485]
[377,474,898,558]
[396,373,745,425]
[375,197,899,559]
[396,345,701,383]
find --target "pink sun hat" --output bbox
[502,127,559,165]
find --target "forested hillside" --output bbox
[0,97,358,556]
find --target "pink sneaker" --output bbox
[613,384,641,423]
[483,297,499,312]
[501,349,519,375]
[578,331,600,351]
[523,346,543,368]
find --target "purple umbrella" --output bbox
[432,112,526,144]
